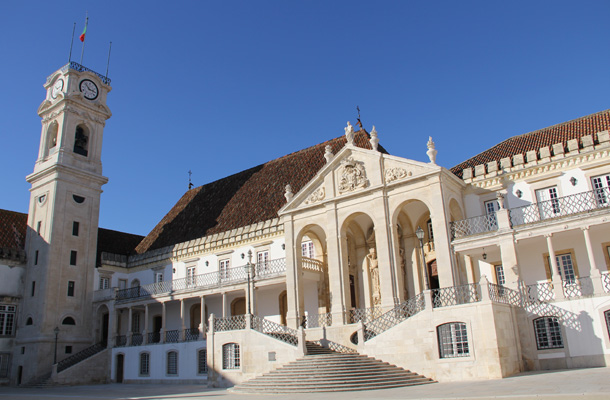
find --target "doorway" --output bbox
[116,354,124,383]
[428,260,440,289]
[152,315,162,343]
[102,313,109,345]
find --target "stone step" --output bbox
[251,372,422,382]
[265,366,414,376]
[235,378,434,393]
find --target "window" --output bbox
[187,266,196,286]
[495,265,506,286]
[67,281,75,297]
[70,250,77,266]
[167,351,178,375]
[197,349,207,374]
[140,352,150,376]
[154,272,164,284]
[73,125,89,156]
[301,241,314,259]
[132,313,140,333]
[257,251,269,272]
[26,317,33,326]
[426,219,435,241]
[536,186,561,218]
[34,250,39,265]
[36,221,41,234]
[219,259,230,280]
[118,279,127,290]
[0,305,16,336]
[605,310,610,339]
[62,317,76,325]
[99,277,110,290]
[72,221,79,236]
[65,346,72,354]
[222,343,240,369]
[592,173,610,206]
[31,281,35,297]
[556,253,576,284]
[534,317,563,350]
[437,322,469,358]
[0,353,10,378]
[484,200,500,215]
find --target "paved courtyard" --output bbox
[0,367,609,400]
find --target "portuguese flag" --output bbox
[79,23,87,42]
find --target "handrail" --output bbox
[251,315,298,346]
[57,342,106,373]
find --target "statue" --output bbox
[367,247,381,306]
[344,121,355,145]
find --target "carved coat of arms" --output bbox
[338,157,368,193]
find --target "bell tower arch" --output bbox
[15,62,112,384]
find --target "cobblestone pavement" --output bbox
[0,367,609,400]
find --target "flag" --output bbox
[79,23,87,42]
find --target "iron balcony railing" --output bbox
[184,328,200,341]
[509,188,610,227]
[450,214,498,240]
[57,61,111,85]
[603,272,610,293]
[363,293,425,341]
[302,312,332,328]
[214,315,247,332]
[56,342,106,373]
[131,333,144,346]
[115,335,127,347]
[432,283,480,308]
[165,329,180,343]
[251,315,298,346]
[526,281,555,302]
[116,258,286,301]
[347,307,383,324]
[147,332,161,344]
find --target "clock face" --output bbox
[79,79,99,100]
[51,79,64,99]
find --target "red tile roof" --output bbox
[0,209,27,253]
[136,130,384,253]
[450,109,610,178]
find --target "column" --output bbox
[326,204,348,325]
[429,183,456,288]
[545,234,565,300]
[144,304,149,344]
[180,299,186,340]
[200,296,206,333]
[161,301,167,343]
[499,237,521,289]
[372,218,398,310]
[464,254,475,284]
[284,216,304,329]
[107,307,115,349]
[410,237,422,294]
[127,307,133,344]
[582,227,605,294]
[222,293,227,317]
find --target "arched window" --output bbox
[62,317,76,325]
[73,125,89,157]
[26,317,33,326]
[131,279,140,288]
[533,317,563,350]
[222,343,240,369]
[166,351,178,375]
[437,322,469,358]
[139,352,150,376]
[46,122,58,155]
[197,349,207,374]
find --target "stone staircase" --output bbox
[231,342,435,393]
[20,373,53,388]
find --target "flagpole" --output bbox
[80,13,88,65]
[105,42,112,80]
[68,23,75,63]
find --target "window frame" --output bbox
[0,305,16,337]
[222,343,240,370]
[197,349,208,375]
[99,276,110,290]
[67,281,75,297]
[301,240,315,259]
[533,316,564,350]
[70,250,77,266]
[591,173,610,206]
[219,259,230,280]
[437,322,470,359]
[0,353,10,378]
[166,350,178,376]
[139,352,150,376]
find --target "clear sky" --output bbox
[2,1,610,236]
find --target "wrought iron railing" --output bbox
[364,293,425,341]
[450,214,498,240]
[302,312,332,328]
[302,257,324,272]
[562,276,593,298]
[488,283,524,307]
[509,188,610,227]
[526,282,555,302]
[184,328,200,341]
[59,61,111,85]
[310,340,357,354]
[214,315,247,332]
[115,335,127,347]
[57,342,106,373]
[131,333,143,346]
[251,315,298,346]
[432,283,480,308]
[603,272,610,293]
[116,258,286,301]
[347,307,383,324]
[165,329,180,343]
[147,332,161,344]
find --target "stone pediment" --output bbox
[279,145,441,214]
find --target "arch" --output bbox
[231,297,246,316]
[62,316,76,325]
[73,124,90,157]
[131,279,140,288]
[96,304,110,345]
[190,303,208,329]
[45,121,58,156]
[448,197,465,222]
[25,317,33,325]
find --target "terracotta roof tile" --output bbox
[450,109,610,177]
[136,131,386,253]
[0,209,27,252]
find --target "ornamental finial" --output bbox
[369,126,379,151]
[426,136,437,164]
[284,184,294,202]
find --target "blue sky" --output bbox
[2,1,610,236]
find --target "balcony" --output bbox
[115,258,286,302]
[450,188,610,240]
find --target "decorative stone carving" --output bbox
[324,145,333,164]
[284,184,293,202]
[384,167,411,183]
[304,187,325,204]
[369,126,379,151]
[344,121,354,145]
[367,247,381,306]
[337,157,368,193]
[427,136,437,164]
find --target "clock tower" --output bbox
[15,63,111,384]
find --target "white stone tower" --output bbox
[14,63,111,384]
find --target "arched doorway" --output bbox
[279,291,287,325]
[190,303,208,329]
[96,304,109,346]
[231,297,246,316]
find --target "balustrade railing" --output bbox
[302,312,332,328]
[116,258,286,301]
[251,315,298,346]
[526,282,555,302]
[131,333,143,346]
[364,293,425,341]
[509,188,610,227]
[603,272,610,293]
[450,214,498,240]
[302,257,324,272]
[184,328,200,341]
[147,332,161,344]
[432,283,480,308]
[115,335,127,347]
[214,315,247,332]
[348,307,383,324]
